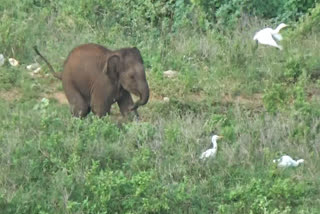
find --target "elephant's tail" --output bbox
[33,46,62,80]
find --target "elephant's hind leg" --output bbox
[64,86,90,118]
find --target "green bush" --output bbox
[294,3,320,36]
[82,161,169,213]
[279,0,317,21]
[263,83,289,113]
[283,56,306,82]
[220,177,309,213]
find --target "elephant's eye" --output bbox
[130,75,135,79]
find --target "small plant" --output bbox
[283,56,306,83]
[220,176,308,214]
[263,83,289,113]
[82,161,169,213]
[124,122,156,148]
[0,67,21,90]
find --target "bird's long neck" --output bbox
[274,25,285,33]
[296,159,304,166]
[212,140,217,150]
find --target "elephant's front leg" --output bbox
[91,90,112,118]
[117,90,139,120]
[91,99,111,118]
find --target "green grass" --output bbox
[1,99,320,213]
[1,1,320,214]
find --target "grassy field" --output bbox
[1,1,320,213]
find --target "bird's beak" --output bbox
[218,136,223,139]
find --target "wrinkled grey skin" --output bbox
[34,43,149,118]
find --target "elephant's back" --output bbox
[64,43,110,65]
[69,43,110,55]
[62,44,111,99]
[63,43,110,76]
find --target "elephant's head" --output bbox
[115,47,149,110]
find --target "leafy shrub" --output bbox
[263,83,289,113]
[124,122,156,148]
[203,112,236,141]
[293,3,320,36]
[191,0,317,28]
[283,56,306,83]
[0,67,21,90]
[82,161,169,213]
[279,0,317,21]
[75,117,120,144]
[220,177,309,213]
[164,121,182,144]
[1,0,317,59]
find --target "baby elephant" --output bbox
[34,43,149,118]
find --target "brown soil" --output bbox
[306,85,320,102]
[221,93,263,108]
[47,91,69,104]
[0,88,21,102]
[149,92,165,102]
[0,84,265,112]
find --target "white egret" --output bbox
[273,155,304,168]
[200,135,223,160]
[253,23,288,50]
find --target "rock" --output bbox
[26,63,41,71]
[27,63,41,76]
[163,97,170,102]
[163,70,178,78]
[33,67,41,74]
[8,58,19,66]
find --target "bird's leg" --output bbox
[252,40,258,53]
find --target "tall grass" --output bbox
[0,98,319,213]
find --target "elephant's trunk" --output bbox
[131,84,149,111]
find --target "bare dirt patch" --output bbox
[222,93,263,108]
[149,92,165,102]
[0,89,21,102]
[51,91,68,104]
[306,84,320,102]
[46,91,68,104]
[148,91,206,103]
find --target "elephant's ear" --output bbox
[104,55,120,81]
[132,47,144,63]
